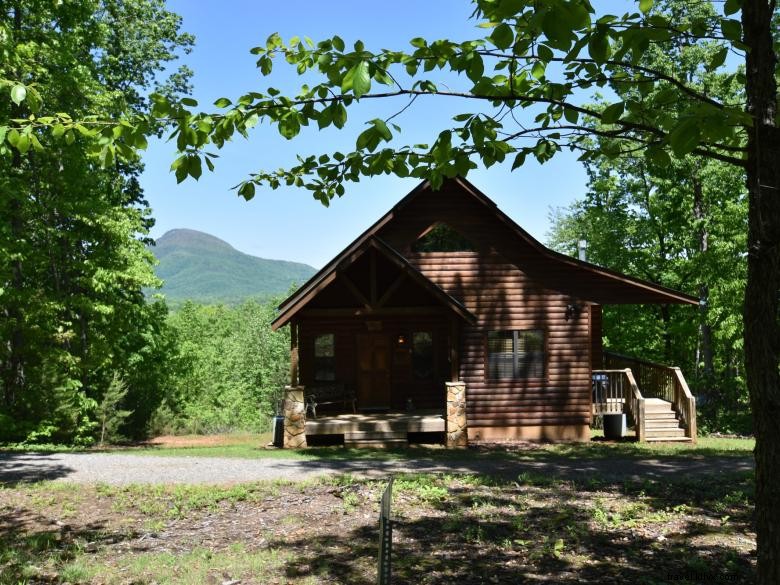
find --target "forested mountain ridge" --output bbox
[152,229,316,305]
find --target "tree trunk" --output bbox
[659,304,672,362]
[742,2,780,584]
[2,2,26,409]
[692,177,715,409]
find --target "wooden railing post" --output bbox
[636,398,646,442]
[623,368,646,442]
[672,367,697,442]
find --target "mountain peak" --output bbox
[150,229,316,306]
[156,229,235,252]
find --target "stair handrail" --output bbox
[623,368,646,442]
[591,368,646,441]
[671,367,697,442]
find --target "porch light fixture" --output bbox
[397,334,408,347]
[565,303,582,321]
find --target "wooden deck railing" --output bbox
[602,351,696,442]
[671,367,697,440]
[592,368,646,441]
[603,351,675,402]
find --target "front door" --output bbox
[357,333,391,410]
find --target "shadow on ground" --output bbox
[277,472,755,585]
[0,453,75,484]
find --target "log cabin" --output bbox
[272,177,698,448]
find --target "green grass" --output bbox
[1,433,754,463]
[97,481,292,518]
[59,544,305,585]
[116,434,753,461]
[0,470,756,584]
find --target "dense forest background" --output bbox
[0,0,752,444]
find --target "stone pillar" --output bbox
[283,385,307,448]
[445,382,468,448]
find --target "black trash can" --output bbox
[272,415,285,447]
[603,414,626,440]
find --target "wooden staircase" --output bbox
[593,353,697,443]
[644,398,690,441]
[344,430,408,448]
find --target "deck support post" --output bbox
[283,385,307,448]
[445,381,468,447]
[290,321,299,386]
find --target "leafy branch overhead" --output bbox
[1,0,759,204]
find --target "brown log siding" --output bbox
[376,183,592,432]
[403,251,591,429]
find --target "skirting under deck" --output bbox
[305,411,446,436]
[468,424,590,442]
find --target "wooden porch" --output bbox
[305,410,446,448]
[592,351,697,442]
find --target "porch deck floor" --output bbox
[306,410,446,436]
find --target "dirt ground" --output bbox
[143,434,265,448]
[0,468,755,585]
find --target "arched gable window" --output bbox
[411,223,476,253]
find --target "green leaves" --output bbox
[723,0,742,16]
[342,61,371,98]
[531,61,546,80]
[10,84,26,106]
[238,181,256,200]
[490,23,514,50]
[668,118,702,156]
[639,0,654,15]
[171,154,206,183]
[600,102,625,124]
[720,19,741,42]
[588,30,611,62]
[356,119,393,152]
[708,46,729,71]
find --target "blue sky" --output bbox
[143,1,588,268]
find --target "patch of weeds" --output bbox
[58,559,95,583]
[516,471,560,487]
[442,508,465,532]
[99,544,292,584]
[464,522,485,543]
[101,482,283,520]
[394,474,450,504]
[320,473,364,488]
[341,491,359,513]
[142,518,166,534]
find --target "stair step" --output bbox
[645,419,680,425]
[646,429,687,438]
[344,439,408,449]
[645,421,685,429]
[645,436,693,442]
[344,431,407,441]
[645,411,676,417]
[645,405,675,413]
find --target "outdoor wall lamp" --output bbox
[565,303,583,321]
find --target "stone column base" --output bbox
[445,381,467,448]
[283,385,306,448]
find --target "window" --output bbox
[412,331,434,380]
[314,333,336,381]
[487,330,545,379]
[411,223,476,252]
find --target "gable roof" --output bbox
[273,177,697,328]
[271,234,476,330]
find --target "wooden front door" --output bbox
[357,333,391,410]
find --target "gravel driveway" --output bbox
[0,451,754,485]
